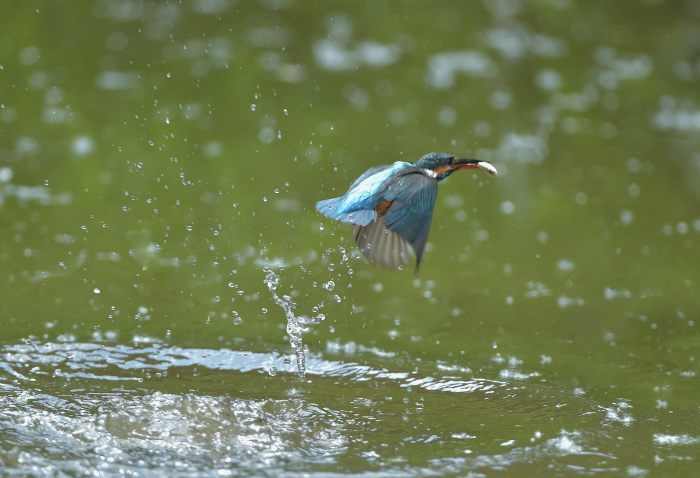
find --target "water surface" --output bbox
[1,0,700,475]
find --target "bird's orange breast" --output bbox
[375,200,393,216]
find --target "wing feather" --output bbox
[350,171,437,269]
[347,165,391,191]
[383,172,438,268]
[317,164,394,226]
[352,218,413,270]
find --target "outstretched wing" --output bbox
[382,172,438,267]
[350,171,438,269]
[348,165,391,191]
[316,164,397,226]
[352,218,412,269]
[316,197,376,226]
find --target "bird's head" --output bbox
[415,152,497,181]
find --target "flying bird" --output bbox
[316,152,497,269]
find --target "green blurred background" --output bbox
[1,0,700,475]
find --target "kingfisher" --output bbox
[316,152,497,270]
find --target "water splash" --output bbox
[0,340,630,477]
[263,268,306,378]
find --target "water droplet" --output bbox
[557,259,575,272]
[263,268,305,377]
[322,280,335,291]
[620,209,634,226]
[93,288,101,294]
[268,366,278,376]
[500,200,515,214]
[628,183,640,198]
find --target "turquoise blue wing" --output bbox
[383,172,438,267]
[316,163,402,226]
[316,197,376,225]
[347,165,391,191]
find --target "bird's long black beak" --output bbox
[454,158,498,176]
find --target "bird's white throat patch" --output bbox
[423,169,438,178]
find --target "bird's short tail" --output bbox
[316,197,343,219]
[316,197,376,226]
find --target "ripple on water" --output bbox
[1,342,506,395]
[0,341,629,475]
[0,384,348,475]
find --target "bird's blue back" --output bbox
[316,161,414,225]
[340,161,412,210]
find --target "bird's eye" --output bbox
[449,156,455,165]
